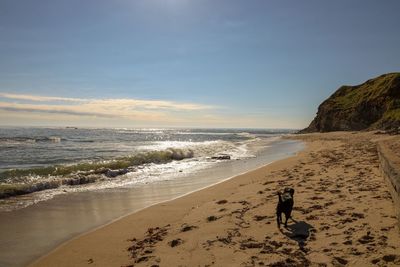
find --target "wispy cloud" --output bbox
[0,104,117,118]
[0,92,214,110]
[83,98,214,111]
[0,92,216,123]
[0,92,305,128]
[0,92,87,102]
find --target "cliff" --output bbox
[301,73,400,133]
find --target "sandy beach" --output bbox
[30,132,400,267]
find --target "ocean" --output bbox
[0,127,297,212]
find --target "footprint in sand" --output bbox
[306,215,318,220]
[343,227,355,235]
[332,256,348,266]
[358,231,374,244]
[180,223,198,232]
[253,215,268,221]
[320,225,330,231]
[377,235,388,246]
[310,196,324,200]
[324,201,334,208]
[343,240,352,245]
[336,209,346,216]
[206,215,219,222]
[349,248,363,256]
[263,181,275,185]
[351,212,365,219]
[168,238,183,247]
[382,254,400,263]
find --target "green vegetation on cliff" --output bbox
[301,73,400,133]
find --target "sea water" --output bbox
[0,127,296,212]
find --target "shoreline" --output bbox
[0,138,303,267]
[30,131,400,267]
[30,144,306,267]
[30,146,302,267]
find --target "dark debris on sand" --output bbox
[127,224,170,264]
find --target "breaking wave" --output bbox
[0,136,63,145]
[0,148,194,199]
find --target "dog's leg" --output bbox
[276,212,281,228]
[277,192,282,228]
[284,213,289,228]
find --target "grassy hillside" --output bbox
[301,73,400,132]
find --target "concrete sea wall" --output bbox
[377,141,400,227]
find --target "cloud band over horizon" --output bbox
[0,92,217,122]
[0,92,307,128]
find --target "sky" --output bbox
[0,0,399,129]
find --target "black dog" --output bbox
[276,187,295,228]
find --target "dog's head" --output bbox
[284,187,295,197]
[277,187,294,203]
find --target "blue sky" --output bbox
[0,0,399,128]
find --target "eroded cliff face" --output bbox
[301,73,400,133]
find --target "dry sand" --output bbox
[30,132,400,267]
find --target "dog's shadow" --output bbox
[279,220,314,250]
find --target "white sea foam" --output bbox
[0,127,291,212]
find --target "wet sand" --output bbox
[30,132,400,267]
